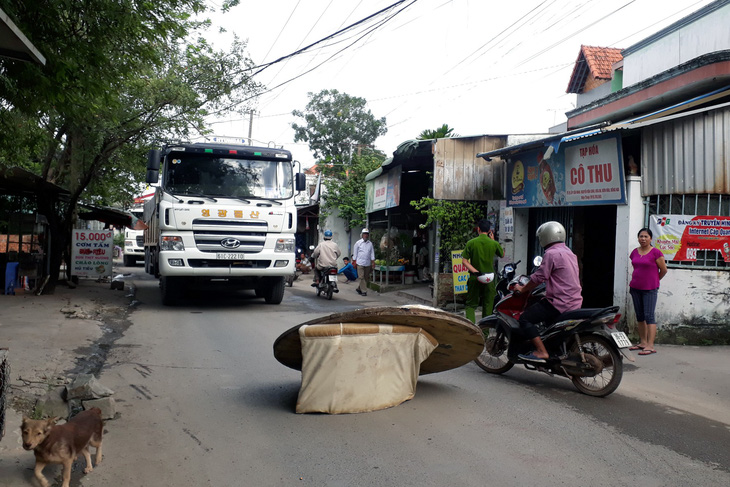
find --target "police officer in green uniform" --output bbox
[462,219,504,323]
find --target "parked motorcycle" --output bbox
[315,266,339,300]
[475,257,632,397]
[494,260,521,307]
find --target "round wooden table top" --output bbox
[273,305,485,375]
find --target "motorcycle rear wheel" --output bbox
[474,328,514,374]
[570,335,623,397]
[326,286,333,300]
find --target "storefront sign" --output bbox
[366,166,402,212]
[650,214,730,262]
[71,229,114,277]
[451,250,468,294]
[507,134,626,207]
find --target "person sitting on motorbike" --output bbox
[513,221,583,363]
[311,230,341,287]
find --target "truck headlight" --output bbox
[161,236,184,251]
[125,240,133,247]
[274,238,295,253]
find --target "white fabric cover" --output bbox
[296,323,438,414]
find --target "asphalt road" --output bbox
[11,268,730,486]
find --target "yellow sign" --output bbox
[451,250,468,294]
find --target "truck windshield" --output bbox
[165,153,294,199]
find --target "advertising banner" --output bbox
[366,166,402,213]
[649,214,730,262]
[71,229,114,277]
[507,134,626,207]
[451,250,468,294]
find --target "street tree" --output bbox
[418,124,458,140]
[292,89,387,175]
[0,0,262,292]
[320,150,383,232]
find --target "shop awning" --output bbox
[78,205,147,230]
[478,86,730,162]
[0,7,45,65]
[0,167,69,197]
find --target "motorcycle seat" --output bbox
[555,306,620,321]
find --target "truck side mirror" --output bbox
[146,169,159,184]
[295,173,306,191]
[147,149,161,171]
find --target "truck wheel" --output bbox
[161,276,184,306]
[263,277,285,304]
[123,254,136,266]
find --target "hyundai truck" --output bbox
[143,141,306,305]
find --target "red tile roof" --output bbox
[566,45,623,93]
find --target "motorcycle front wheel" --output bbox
[570,335,623,397]
[474,328,514,374]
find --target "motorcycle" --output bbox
[475,257,632,397]
[494,260,521,307]
[314,266,339,300]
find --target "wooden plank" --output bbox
[273,305,484,375]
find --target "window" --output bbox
[645,194,730,270]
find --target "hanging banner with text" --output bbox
[365,166,402,213]
[71,229,114,277]
[506,134,626,207]
[649,214,730,262]
[451,250,469,294]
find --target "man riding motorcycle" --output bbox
[513,221,583,363]
[311,230,341,287]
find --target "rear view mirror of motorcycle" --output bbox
[533,256,543,267]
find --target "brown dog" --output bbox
[21,407,103,487]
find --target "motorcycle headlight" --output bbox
[275,238,295,253]
[161,236,184,251]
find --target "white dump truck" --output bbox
[122,205,145,266]
[143,141,306,305]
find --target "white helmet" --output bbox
[477,273,494,284]
[361,228,370,234]
[536,221,566,247]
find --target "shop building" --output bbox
[478,0,730,339]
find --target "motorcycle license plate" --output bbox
[216,253,246,260]
[611,332,632,349]
[328,275,338,282]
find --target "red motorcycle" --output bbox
[474,257,631,397]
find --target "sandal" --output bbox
[638,349,657,355]
[629,345,644,351]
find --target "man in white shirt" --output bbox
[311,230,341,286]
[352,228,375,297]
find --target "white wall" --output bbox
[656,268,730,326]
[321,207,352,267]
[615,176,645,326]
[623,4,730,86]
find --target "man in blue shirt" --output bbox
[338,257,358,283]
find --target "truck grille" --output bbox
[191,219,268,253]
[136,236,144,246]
[188,259,271,268]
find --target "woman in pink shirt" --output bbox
[629,228,668,355]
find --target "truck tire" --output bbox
[123,254,136,266]
[263,277,285,304]
[160,276,184,306]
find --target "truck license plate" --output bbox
[216,253,246,260]
[611,332,632,349]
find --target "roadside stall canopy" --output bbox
[78,205,147,230]
[0,167,69,198]
[0,7,45,64]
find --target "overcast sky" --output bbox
[203,0,715,167]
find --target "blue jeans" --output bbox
[630,287,658,324]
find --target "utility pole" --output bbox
[247,110,255,145]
